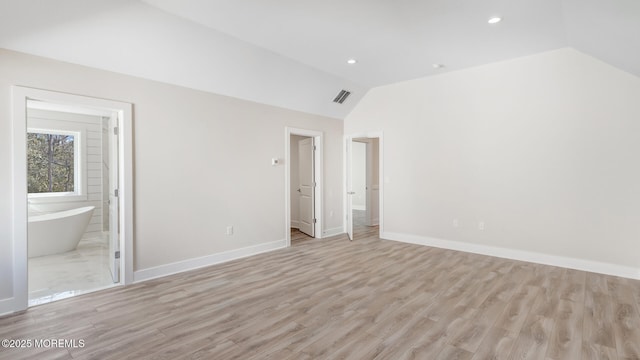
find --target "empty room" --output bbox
[1,1,640,359]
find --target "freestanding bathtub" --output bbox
[28,206,95,258]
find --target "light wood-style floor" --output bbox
[2,221,640,359]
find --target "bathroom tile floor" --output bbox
[28,239,116,306]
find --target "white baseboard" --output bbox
[381,231,640,280]
[322,227,344,238]
[352,205,366,211]
[133,239,286,283]
[0,297,18,317]
[290,220,300,229]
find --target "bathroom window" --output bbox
[27,129,82,197]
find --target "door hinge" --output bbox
[313,219,317,224]
[113,127,119,135]
[114,189,119,197]
[313,145,316,150]
[114,251,120,259]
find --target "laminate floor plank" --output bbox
[495,285,540,337]
[434,344,474,360]
[609,279,640,360]
[325,331,386,360]
[546,299,584,360]
[2,222,640,359]
[375,318,453,360]
[507,313,555,360]
[559,269,586,303]
[584,290,616,349]
[0,346,71,360]
[471,327,515,360]
[582,342,619,360]
[182,339,248,360]
[299,317,372,359]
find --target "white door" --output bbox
[346,138,354,240]
[298,138,315,237]
[108,114,120,283]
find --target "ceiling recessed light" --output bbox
[488,17,502,24]
[432,64,445,69]
[347,59,357,65]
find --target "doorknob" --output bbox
[347,191,356,195]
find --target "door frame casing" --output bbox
[285,127,323,246]
[107,113,120,283]
[344,132,384,237]
[9,86,134,313]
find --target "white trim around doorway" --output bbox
[5,86,134,315]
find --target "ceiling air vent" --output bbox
[333,90,351,104]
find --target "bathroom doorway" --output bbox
[26,103,116,305]
[11,87,133,311]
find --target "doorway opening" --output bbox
[285,127,323,247]
[11,87,133,312]
[26,103,117,305]
[345,133,383,241]
[290,135,314,245]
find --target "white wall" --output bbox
[351,141,366,210]
[27,109,105,242]
[0,48,344,307]
[345,48,640,275]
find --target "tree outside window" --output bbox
[27,132,76,194]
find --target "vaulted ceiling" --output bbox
[1,0,639,119]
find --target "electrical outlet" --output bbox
[453,219,459,228]
[226,226,234,235]
[478,221,485,231]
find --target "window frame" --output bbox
[27,125,88,203]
